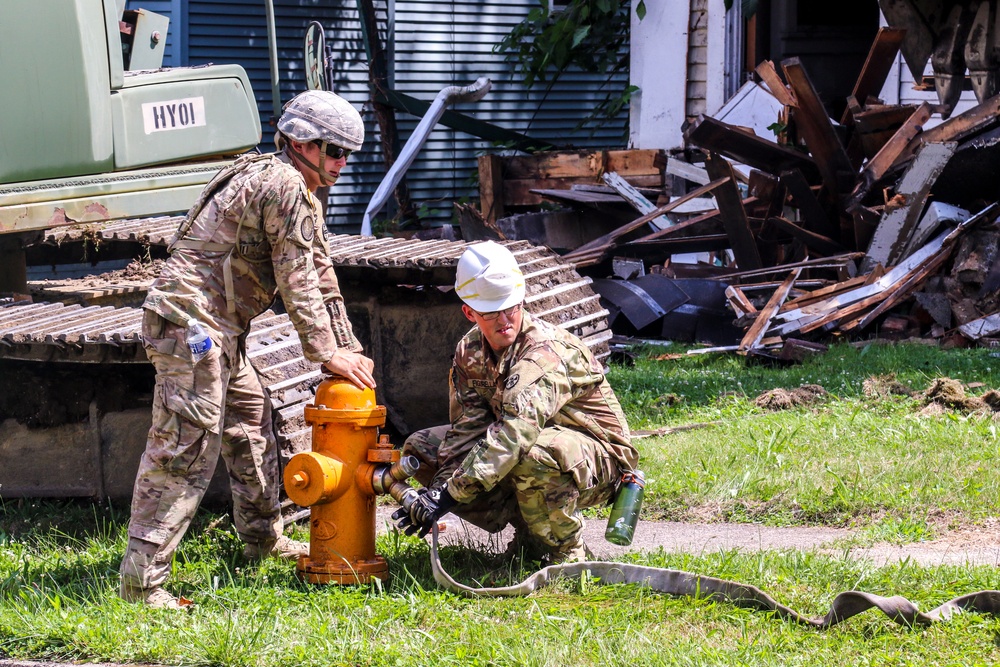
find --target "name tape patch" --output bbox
[142,97,207,134]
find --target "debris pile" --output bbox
[477,28,1000,355]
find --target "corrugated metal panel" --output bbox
[152,0,628,232]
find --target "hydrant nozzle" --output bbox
[283,378,418,585]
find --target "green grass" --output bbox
[612,341,1000,529]
[2,341,1000,665]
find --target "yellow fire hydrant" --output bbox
[283,378,419,584]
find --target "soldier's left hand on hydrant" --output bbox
[392,486,458,538]
[323,349,376,389]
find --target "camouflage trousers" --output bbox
[120,311,283,589]
[402,424,620,552]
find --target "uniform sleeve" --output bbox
[314,222,363,352]
[262,181,338,363]
[431,361,492,489]
[446,348,571,502]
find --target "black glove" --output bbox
[391,486,458,538]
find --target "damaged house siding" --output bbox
[150,0,629,232]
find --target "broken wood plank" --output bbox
[666,157,710,186]
[779,275,869,311]
[853,104,923,158]
[840,27,907,126]
[862,141,957,272]
[896,94,1000,167]
[705,153,763,271]
[739,268,802,352]
[726,285,757,317]
[754,60,797,107]
[767,216,846,256]
[781,57,856,199]
[849,102,933,211]
[602,172,671,230]
[501,149,663,180]
[478,154,505,224]
[684,115,820,181]
[849,249,952,330]
[563,177,731,262]
[773,203,1000,334]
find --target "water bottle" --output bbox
[185,318,213,363]
[605,470,645,546]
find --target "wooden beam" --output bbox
[478,154,504,224]
[754,60,796,107]
[563,177,730,260]
[739,268,801,352]
[849,103,933,210]
[781,57,856,200]
[705,153,763,270]
[896,93,1000,167]
[684,115,820,181]
[840,27,907,126]
[862,141,957,272]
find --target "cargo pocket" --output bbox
[147,351,224,473]
[546,429,599,493]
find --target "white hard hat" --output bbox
[277,90,364,151]
[455,241,525,312]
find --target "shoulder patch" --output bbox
[504,374,519,390]
[300,215,315,242]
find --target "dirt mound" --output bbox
[921,377,988,413]
[76,259,164,287]
[862,374,915,398]
[755,384,827,411]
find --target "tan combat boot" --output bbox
[243,535,308,561]
[543,538,595,566]
[119,580,189,610]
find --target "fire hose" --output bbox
[426,524,1000,628]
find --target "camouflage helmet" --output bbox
[455,241,525,312]
[277,90,364,151]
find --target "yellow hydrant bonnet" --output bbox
[454,241,525,312]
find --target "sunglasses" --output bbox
[318,143,352,160]
[475,303,522,321]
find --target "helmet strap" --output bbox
[285,142,337,187]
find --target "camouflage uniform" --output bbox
[403,312,637,556]
[121,152,361,589]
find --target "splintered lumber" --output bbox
[779,169,838,238]
[896,93,1000,167]
[781,57,856,199]
[849,102,933,210]
[862,141,957,272]
[767,216,845,256]
[666,157,710,186]
[705,153,763,270]
[739,268,802,352]
[726,285,757,317]
[602,172,671,230]
[853,104,923,158]
[840,27,907,126]
[563,177,730,265]
[771,203,1000,337]
[715,253,864,283]
[684,115,820,182]
[754,61,796,107]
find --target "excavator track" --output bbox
[2,220,611,498]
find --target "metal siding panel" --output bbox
[176,0,627,233]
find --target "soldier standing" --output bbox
[394,242,638,564]
[120,91,375,608]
